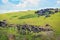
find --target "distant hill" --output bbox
[0,10,60,36]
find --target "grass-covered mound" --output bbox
[0,9,60,40]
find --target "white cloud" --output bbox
[2,0,41,8]
[16,2,27,8]
[15,0,40,8]
[0,0,41,13]
[57,0,60,4]
[2,0,8,4]
[23,0,40,5]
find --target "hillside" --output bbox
[0,10,60,40]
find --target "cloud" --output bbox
[16,0,40,8]
[1,0,41,9]
[23,0,40,5]
[15,1,27,8]
[57,0,60,4]
[2,0,8,4]
[0,0,41,13]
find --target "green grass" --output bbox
[0,10,60,40]
[0,11,60,34]
[19,14,38,19]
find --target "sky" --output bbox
[0,0,60,13]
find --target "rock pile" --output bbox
[0,20,7,27]
[0,20,53,33]
[35,8,60,17]
[16,24,53,33]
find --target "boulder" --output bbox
[0,20,7,27]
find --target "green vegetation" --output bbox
[19,14,38,19]
[0,10,60,40]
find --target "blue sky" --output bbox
[0,0,60,13]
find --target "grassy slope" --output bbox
[0,10,60,36]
